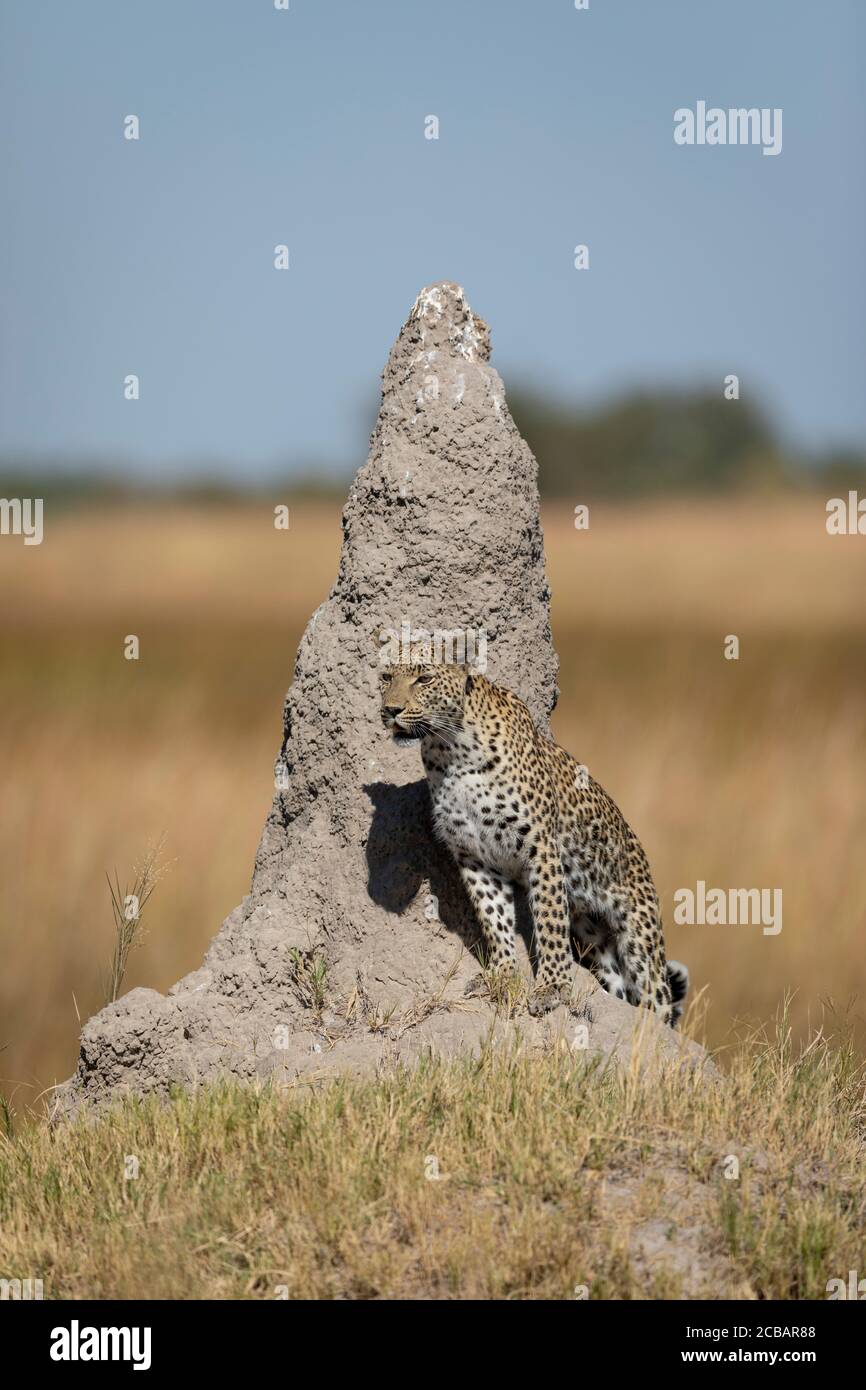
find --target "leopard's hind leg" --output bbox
[571,907,630,1002]
[607,894,674,1025]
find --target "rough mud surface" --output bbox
[58,282,710,1116]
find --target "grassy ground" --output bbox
[1,496,865,1112]
[0,1017,862,1300]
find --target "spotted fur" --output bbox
[381,663,688,1025]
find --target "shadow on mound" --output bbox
[364,779,537,964]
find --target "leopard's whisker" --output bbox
[426,721,460,744]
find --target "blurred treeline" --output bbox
[2,384,864,505]
[508,387,866,498]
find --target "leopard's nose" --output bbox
[384,705,404,719]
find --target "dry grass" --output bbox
[0,496,864,1111]
[0,1017,862,1300]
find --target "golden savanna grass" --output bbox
[0,1018,863,1299]
[0,495,865,1114]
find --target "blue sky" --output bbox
[1,0,863,479]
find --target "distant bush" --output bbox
[2,385,864,503]
[508,386,865,498]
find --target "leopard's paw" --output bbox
[464,973,489,998]
[528,980,571,1017]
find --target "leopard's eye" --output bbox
[415,674,434,687]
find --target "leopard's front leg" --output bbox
[455,853,518,994]
[527,841,574,1015]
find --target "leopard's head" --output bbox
[380,663,473,746]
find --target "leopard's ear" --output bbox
[464,667,474,695]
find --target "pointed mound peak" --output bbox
[406,281,491,362]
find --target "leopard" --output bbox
[380,661,688,1025]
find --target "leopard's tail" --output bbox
[666,960,689,1028]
